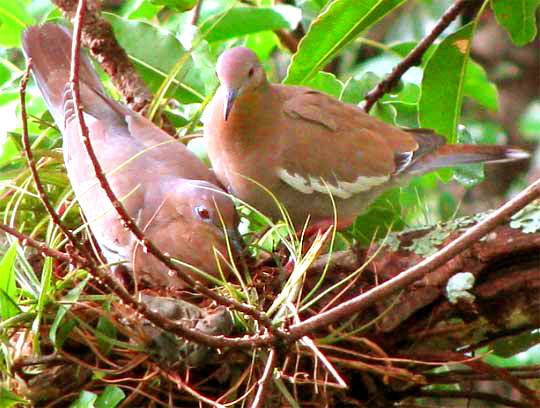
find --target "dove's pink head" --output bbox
[216,47,267,120]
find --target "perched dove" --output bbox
[23,24,240,289]
[204,47,528,231]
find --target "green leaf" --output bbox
[0,0,35,47]
[340,72,380,104]
[305,71,343,98]
[105,13,205,104]
[519,100,540,141]
[50,278,88,346]
[284,0,406,85]
[97,315,117,356]
[122,0,161,19]
[0,242,20,320]
[95,386,125,408]
[70,391,97,408]
[0,387,26,407]
[245,31,279,61]
[199,6,299,43]
[491,0,540,45]
[351,188,404,244]
[453,125,485,187]
[463,61,498,111]
[419,23,475,143]
[149,0,196,12]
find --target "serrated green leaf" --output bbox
[492,0,540,45]
[105,13,205,104]
[420,23,475,143]
[285,0,406,85]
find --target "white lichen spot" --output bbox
[446,272,476,304]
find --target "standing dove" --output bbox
[204,47,528,231]
[23,24,240,289]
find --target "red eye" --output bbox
[248,67,255,77]
[195,206,211,221]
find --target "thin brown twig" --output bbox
[51,0,176,134]
[68,0,277,349]
[191,0,203,25]
[0,222,78,263]
[363,0,475,112]
[19,59,84,256]
[250,348,277,408]
[288,176,540,341]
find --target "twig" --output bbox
[68,0,279,348]
[191,0,203,25]
[19,60,84,255]
[51,0,176,135]
[250,348,277,408]
[288,176,540,341]
[363,0,474,112]
[0,222,76,263]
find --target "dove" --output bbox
[204,47,528,231]
[23,24,240,289]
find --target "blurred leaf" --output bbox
[187,137,210,165]
[0,388,26,407]
[463,61,498,111]
[150,0,196,12]
[492,0,540,45]
[305,71,343,98]
[519,100,540,141]
[285,0,406,85]
[245,31,279,61]
[105,13,205,104]
[351,188,404,244]
[95,386,125,408]
[0,242,20,320]
[492,331,540,358]
[453,125,485,187]
[50,278,88,346]
[420,23,474,143]
[0,0,35,47]
[97,314,117,356]
[70,391,97,408]
[340,72,380,104]
[122,0,161,19]
[199,6,300,43]
[0,133,19,169]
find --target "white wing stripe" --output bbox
[277,168,389,199]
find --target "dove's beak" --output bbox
[224,89,238,121]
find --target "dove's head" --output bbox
[216,47,267,120]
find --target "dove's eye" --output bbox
[248,67,255,77]
[194,205,211,222]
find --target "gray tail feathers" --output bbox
[22,24,106,131]
[405,143,530,175]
